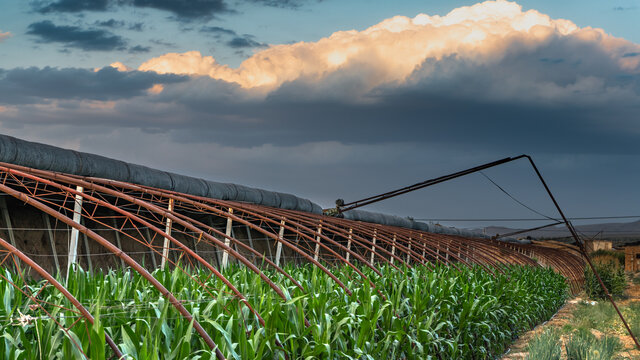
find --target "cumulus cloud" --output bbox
[4,1,640,156]
[138,0,640,100]
[27,21,127,51]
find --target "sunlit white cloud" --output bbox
[137,0,640,97]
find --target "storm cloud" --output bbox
[0,66,186,104]
[27,21,127,51]
[35,0,228,20]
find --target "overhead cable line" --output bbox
[413,215,640,222]
[478,171,559,222]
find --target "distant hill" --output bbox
[475,220,640,246]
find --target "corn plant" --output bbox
[0,262,568,359]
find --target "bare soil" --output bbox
[501,280,640,360]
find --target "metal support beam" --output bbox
[67,185,83,280]
[221,208,233,269]
[274,219,285,266]
[345,228,353,262]
[313,222,322,261]
[390,234,397,265]
[160,198,174,270]
[370,229,377,265]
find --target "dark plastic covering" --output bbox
[341,209,527,243]
[0,135,323,214]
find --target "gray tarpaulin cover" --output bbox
[0,134,323,214]
[341,209,527,243]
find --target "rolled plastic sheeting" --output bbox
[0,134,323,214]
[342,209,491,240]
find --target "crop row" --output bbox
[0,263,568,359]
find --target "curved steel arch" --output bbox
[0,160,589,359]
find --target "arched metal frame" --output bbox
[0,162,586,358]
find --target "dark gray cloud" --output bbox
[94,19,125,28]
[94,19,144,31]
[27,20,127,51]
[35,0,228,20]
[226,35,266,48]
[35,0,110,13]
[200,26,236,36]
[129,44,151,53]
[129,22,144,31]
[0,66,186,104]
[130,0,228,20]
[245,0,319,9]
[199,26,265,49]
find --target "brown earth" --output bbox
[501,280,640,360]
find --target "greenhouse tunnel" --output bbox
[0,134,586,358]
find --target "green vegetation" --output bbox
[525,328,561,360]
[572,302,620,331]
[590,250,625,268]
[584,262,627,299]
[0,263,568,359]
[565,329,621,360]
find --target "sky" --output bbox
[0,0,639,230]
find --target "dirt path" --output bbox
[501,281,640,360]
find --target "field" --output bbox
[0,263,568,359]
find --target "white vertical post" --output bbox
[345,228,353,262]
[67,186,83,282]
[406,237,412,263]
[390,234,397,265]
[221,208,233,269]
[420,234,426,258]
[370,229,377,265]
[275,219,285,266]
[160,198,174,270]
[446,243,450,261]
[313,222,322,262]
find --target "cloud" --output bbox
[129,45,151,53]
[131,0,228,20]
[36,0,110,13]
[200,26,237,36]
[4,1,640,222]
[5,1,640,157]
[0,31,10,42]
[27,21,127,51]
[0,66,186,104]
[137,0,640,106]
[94,19,125,28]
[246,0,319,9]
[36,0,228,20]
[226,35,266,48]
